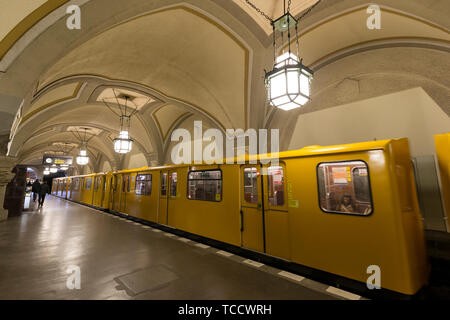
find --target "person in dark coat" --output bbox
[38,181,50,207]
[32,179,41,202]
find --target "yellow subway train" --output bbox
[52,138,431,296]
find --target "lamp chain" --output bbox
[244,0,273,23]
[297,0,321,21]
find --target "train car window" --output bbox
[86,178,92,190]
[111,176,115,191]
[161,173,167,196]
[267,166,285,206]
[243,167,258,204]
[122,175,130,193]
[317,161,373,216]
[94,177,100,190]
[135,174,152,196]
[187,170,222,202]
[352,167,371,202]
[170,172,177,197]
[74,178,80,191]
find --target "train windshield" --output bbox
[318,161,373,216]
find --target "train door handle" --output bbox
[240,210,244,232]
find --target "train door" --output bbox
[240,165,264,253]
[120,174,130,213]
[93,176,101,206]
[68,179,72,199]
[100,175,106,207]
[167,170,178,226]
[263,164,290,260]
[158,171,169,225]
[112,174,121,212]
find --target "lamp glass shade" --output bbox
[266,52,312,111]
[76,155,89,165]
[114,131,133,154]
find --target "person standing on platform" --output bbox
[32,179,41,202]
[38,181,50,207]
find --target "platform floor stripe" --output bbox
[278,271,305,282]
[243,259,264,268]
[164,233,176,237]
[216,250,234,257]
[326,286,361,300]
[195,243,210,249]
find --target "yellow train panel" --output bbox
[435,133,450,231]
[62,138,429,296]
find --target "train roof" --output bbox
[61,138,407,177]
[102,138,407,174]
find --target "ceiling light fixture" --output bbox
[103,90,145,154]
[245,0,321,111]
[76,148,89,165]
[71,128,92,166]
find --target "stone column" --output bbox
[0,156,17,222]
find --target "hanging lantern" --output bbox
[113,115,133,154]
[76,149,89,165]
[103,94,138,155]
[71,128,91,166]
[264,9,314,111]
[266,51,313,111]
[114,130,133,154]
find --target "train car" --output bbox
[51,178,67,198]
[109,168,160,222]
[60,178,68,199]
[51,179,59,196]
[57,178,64,197]
[435,132,450,232]
[91,172,113,209]
[68,174,95,203]
[68,138,429,296]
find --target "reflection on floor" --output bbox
[0,196,345,300]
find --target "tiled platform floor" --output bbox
[0,196,355,300]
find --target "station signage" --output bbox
[42,155,73,166]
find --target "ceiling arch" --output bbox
[18,135,117,167]
[278,4,449,67]
[10,102,154,157]
[36,6,249,130]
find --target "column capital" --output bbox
[0,156,18,186]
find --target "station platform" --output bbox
[0,196,358,300]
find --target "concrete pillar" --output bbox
[0,156,18,222]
